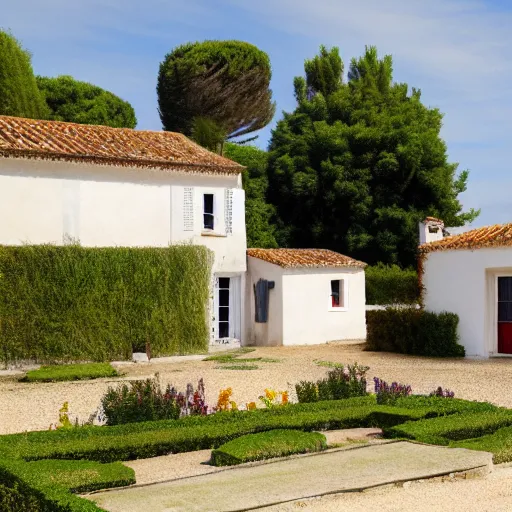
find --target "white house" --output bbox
[420,217,512,358]
[245,249,367,346]
[0,115,368,349]
[0,115,247,344]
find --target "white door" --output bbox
[214,275,241,340]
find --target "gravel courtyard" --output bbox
[2,342,512,435]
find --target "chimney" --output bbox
[419,217,445,245]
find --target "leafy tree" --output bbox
[223,143,278,248]
[0,31,49,119]
[157,41,275,140]
[267,45,478,267]
[37,75,137,128]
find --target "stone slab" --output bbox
[88,442,492,512]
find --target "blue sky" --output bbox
[4,0,512,229]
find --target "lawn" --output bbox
[21,363,120,383]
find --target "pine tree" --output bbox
[157,41,275,140]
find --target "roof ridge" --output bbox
[420,222,512,254]
[0,115,243,175]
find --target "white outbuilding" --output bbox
[420,218,512,358]
[244,248,367,346]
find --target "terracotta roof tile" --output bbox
[247,248,367,269]
[424,216,444,224]
[419,223,512,254]
[0,116,243,175]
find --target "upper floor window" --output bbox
[203,194,214,230]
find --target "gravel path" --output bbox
[2,343,512,434]
[264,465,512,512]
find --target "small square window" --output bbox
[330,280,345,308]
[203,194,214,230]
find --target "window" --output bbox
[218,277,230,338]
[330,279,346,309]
[203,194,214,230]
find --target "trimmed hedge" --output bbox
[0,397,489,463]
[211,430,327,466]
[365,264,419,305]
[387,409,512,445]
[452,426,512,464]
[0,244,213,364]
[0,459,110,511]
[366,308,465,357]
[21,363,120,383]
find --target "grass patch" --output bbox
[203,348,256,362]
[314,360,343,368]
[210,429,327,466]
[215,364,260,370]
[20,363,120,383]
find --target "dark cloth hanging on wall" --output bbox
[254,278,274,323]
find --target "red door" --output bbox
[498,277,512,354]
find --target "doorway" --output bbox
[215,275,241,340]
[498,276,512,354]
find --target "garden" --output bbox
[2,359,512,512]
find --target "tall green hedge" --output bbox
[366,308,465,357]
[365,264,419,305]
[0,244,213,364]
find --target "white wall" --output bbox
[282,267,366,345]
[423,247,512,357]
[245,257,284,346]
[0,158,246,274]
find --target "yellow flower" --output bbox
[280,391,289,405]
[246,401,257,411]
[265,388,277,401]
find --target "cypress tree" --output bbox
[0,31,48,119]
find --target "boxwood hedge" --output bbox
[211,430,327,466]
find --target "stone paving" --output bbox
[88,442,493,512]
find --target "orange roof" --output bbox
[419,223,512,254]
[247,248,367,269]
[0,116,243,175]
[424,216,444,224]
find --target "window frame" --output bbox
[203,193,215,231]
[328,278,348,312]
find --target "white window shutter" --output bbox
[183,187,194,231]
[225,188,233,235]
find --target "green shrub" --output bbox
[0,399,456,463]
[295,364,368,403]
[387,410,512,445]
[365,264,419,305]
[366,308,465,357]
[0,244,213,364]
[21,363,120,383]
[210,429,327,466]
